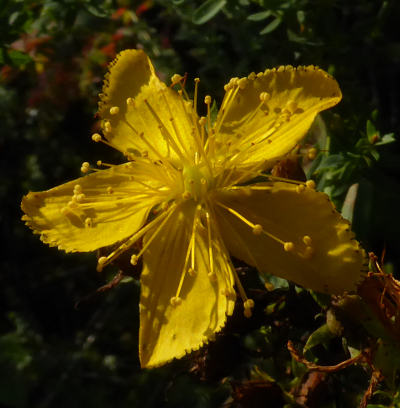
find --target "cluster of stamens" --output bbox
[58,67,318,318]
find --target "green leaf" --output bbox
[366,119,377,142]
[297,10,305,24]
[247,10,272,21]
[376,133,396,146]
[341,183,358,222]
[259,17,281,34]
[192,0,226,25]
[0,48,32,67]
[84,4,110,18]
[303,324,336,354]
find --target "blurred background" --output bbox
[1,1,400,407]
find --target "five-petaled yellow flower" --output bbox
[21,50,367,368]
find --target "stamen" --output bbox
[160,89,192,159]
[97,203,177,272]
[126,97,135,107]
[81,162,90,173]
[204,95,212,134]
[205,210,215,281]
[216,201,288,247]
[143,99,187,163]
[170,296,182,307]
[97,256,108,272]
[284,242,295,252]
[104,121,112,133]
[193,78,200,113]
[109,106,120,115]
[307,147,318,160]
[171,73,183,86]
[243,298,255,318]
[174,206,200,300]
[303,246,314,259]
[305,180,316,189]
[91,133,102,142]
[296,184,305,193]
[213,84,240,135]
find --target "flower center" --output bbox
[182,164,212,202]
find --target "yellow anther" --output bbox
[130,254,139,266]
[97,160,102,167]
[170,296,182,307]
[284,242,295,252]
[198,116,207,126]
[252,224,263,235]
[91,133,102,142]
[306,180,316,189]
[182,191,192,200]
[67,200,78,209]
[194,77,200,83]
[73,184,82,194]
[238,77,248,89]
[171,73,183,84]
[303,235,312,246]
[188,268,196,277]
[85,217,93,228]
[259,91,270,102]
[296,184,305,193]
[126,97,135,106]
[304,246,314,259]
[107,186,114,194]
[286,100,298,113]
[75,193,85,203]
[248,72,256,80]
[204,95,212,105]
[97,256,108,268]
[81,162,90,173]
[104,121,112,133]
[109,106,120,115]
[307,147,318,160]
[244,299,255,310]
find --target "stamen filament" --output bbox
[97,203,176,272]
[216,201,286,246]
[143,99,188,163]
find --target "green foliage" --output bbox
[2,0,400,407]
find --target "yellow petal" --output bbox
[21,163,163,252]
[98,49,197,162]
[214,66,341,170]
[139,202,235,368]
[213,182,367,294]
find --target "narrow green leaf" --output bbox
[247,10,272,21]
[259,17,281,34]
[366,119,377,142]
[341,183,358,222]
[192,0,226,25]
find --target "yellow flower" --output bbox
[21,50,367,368]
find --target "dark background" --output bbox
[1,1,400,407]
